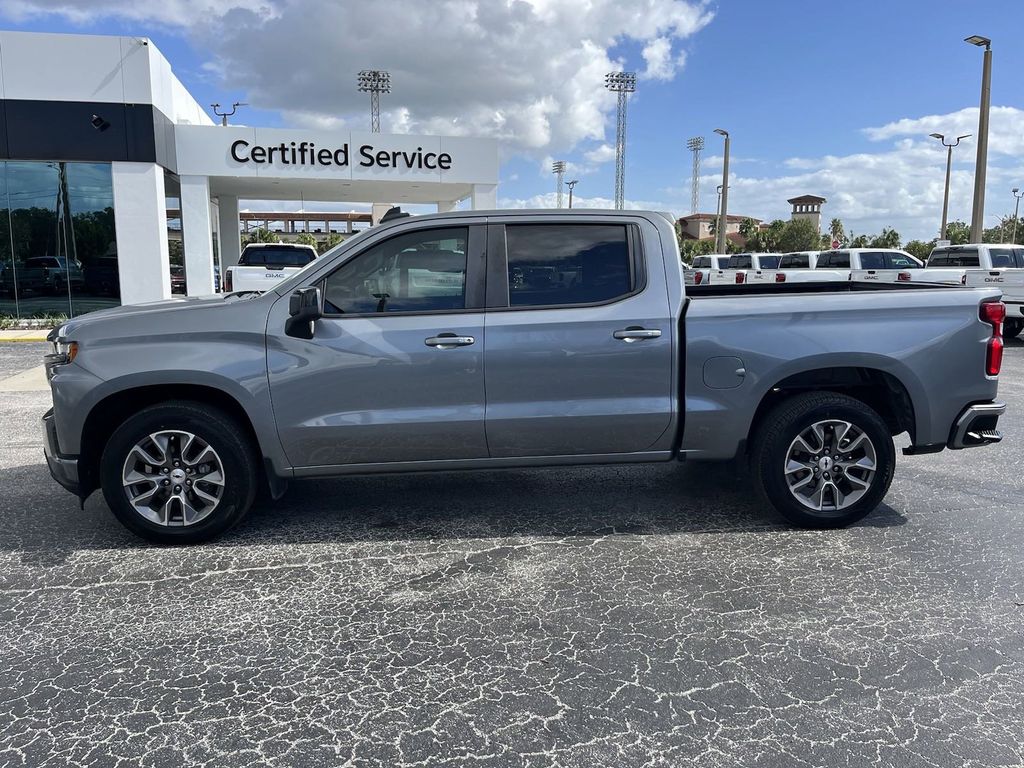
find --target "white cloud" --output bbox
[584,144,617,163]
[4,0,713,156]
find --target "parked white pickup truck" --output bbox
[683,254,729,286]
[224,243,319,293]
[911,244,1024,338]
[813,249,922,283]
[710,253,782,285]
[748,251,828,284]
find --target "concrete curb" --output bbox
[0,330,53,342]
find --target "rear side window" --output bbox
[728,255,752,269]
[989,248,1024,268]
[887,253,919,268]
[505,224,632,307]
[859,252,887,269]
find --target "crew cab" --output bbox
[911,244,1024,338]
[747,251,829,284]
[813,248,922,283]
[683,254,728,286]
[223,243,318,293]
[42,209,1006,544]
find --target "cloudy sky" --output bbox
[3,0,1023,240]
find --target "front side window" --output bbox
[505,224,632,307]
[323,227,468,314]
[887,253,919,268]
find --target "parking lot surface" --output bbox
[1,341,1022,767]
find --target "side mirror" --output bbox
[285,286,322,339]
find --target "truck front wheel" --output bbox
[750,392,896,528]
[100,401,258,544]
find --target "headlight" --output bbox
[52,340,79,364]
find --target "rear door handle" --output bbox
[425,333,475,349]
[613,328,662,343]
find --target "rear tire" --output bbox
[750,392,895,528]
[1004,318,1023,339]
[100,401,258,544]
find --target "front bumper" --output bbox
[948,401,1005,449]
[43,408,80,495]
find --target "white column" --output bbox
[111,162,170,305]
[217,195,241,270]
[471,184,497,210]
[436,200,458,213]
[180,175,216,296]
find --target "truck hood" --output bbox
[56,293,261,338]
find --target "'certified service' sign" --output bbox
[230,140,452,170]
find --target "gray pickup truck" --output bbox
[43,210,1007,543]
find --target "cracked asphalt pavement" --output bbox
[1,341,1022,767]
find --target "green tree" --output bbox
[904,240,932,261]
[869,227,901,249]
[849,233,871,248]
[828,218,847,247]
[943,220,970,245]
[319,232,345,252]
[776,218,821,252]
[738,217,759,243]
[295,232,319,251]
[242,227,279,246]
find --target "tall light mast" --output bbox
[604,72,636,210]
[356,70,391,133]
[552,161,567,208]
[686,136,704,215]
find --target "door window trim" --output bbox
[317,224,487,318]
[485,222,646,312]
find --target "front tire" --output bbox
[750,392,896,528]
[100,401,258,544]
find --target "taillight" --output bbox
[775,273,786,283]
[981,300,1005,376]
[735,272,745,284]
[897,271,911,282]
[694,271,704,285]
[224,269,233,292]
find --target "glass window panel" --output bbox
[506,224,631,307]
[859,252,886,269]
[323,227,468,314]
[0,162,17,318]
[66,162,117,316]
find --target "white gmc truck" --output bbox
[911,244,1024,338]
[223,243,319,293]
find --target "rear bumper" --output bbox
[42,408,80,495]
[948,401,1005,449]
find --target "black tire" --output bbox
[750,392,895,528]
[1004,318,1023,339]
[100,401,258,544]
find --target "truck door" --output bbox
[483,220,675,457]
[266,224,488,467]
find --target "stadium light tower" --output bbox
[357,70,391,133]
[604,72,636,210]
[552,161,567,208]
[686,136,704,215]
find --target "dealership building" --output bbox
[0,30,499,318]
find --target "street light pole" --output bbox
[1012,188,1024,244]
[965,35,992,243]
[929,132,971,240]
[566,179,579,209]
[714,129,730,254]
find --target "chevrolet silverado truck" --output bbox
[43,210,1007,544]
[223,242,318,293]
[911,244,1024,338]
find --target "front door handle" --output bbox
[613,328,662,343]
[425,333,475,349]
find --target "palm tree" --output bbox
[829,218,845,246]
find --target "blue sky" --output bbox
[3,0,1022,240]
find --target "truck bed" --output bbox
[687,280,965,298]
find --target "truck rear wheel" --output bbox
[750,392,895,528]
[1004,318,1023,339]
[100,401,258,544]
